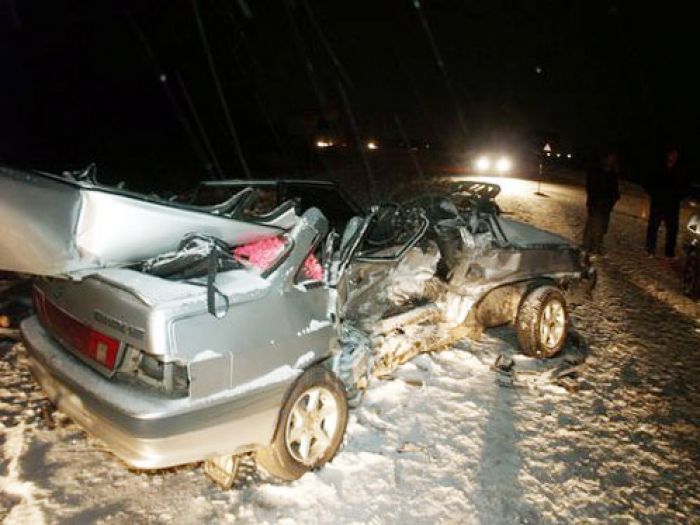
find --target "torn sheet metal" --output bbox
[369,306,463,377]
[333,323,372,406]
[340,188,593,377]
[0,167,282,278]
[340,242,441,329]
[386,243,441,304]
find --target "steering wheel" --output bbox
[365,202,402,247]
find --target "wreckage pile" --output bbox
[336,190,589,390]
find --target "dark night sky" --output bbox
[0,1,696,187]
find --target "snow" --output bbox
[1,176,699,523]
[297,319,332,337]
[92,268,209,305]
[0,424,47,525]
[188,269,270,300]
[90,267,270,309]
[190,350,222,362]
[294,351,316,369]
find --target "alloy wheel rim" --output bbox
[539,299,566,349]
[285,386,339,465]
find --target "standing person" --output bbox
[582,149,621,255]
[645,146,687,258]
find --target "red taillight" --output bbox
[33,286,121,371]
[33,287,47,320]
[86,330,120,369]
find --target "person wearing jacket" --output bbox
[645,147,687,258]
[582,150,621,255]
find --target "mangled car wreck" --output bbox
[1,165,595,487]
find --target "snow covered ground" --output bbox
[2,177,699,524]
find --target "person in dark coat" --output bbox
[582,150,621,255]
[645,147,688,257]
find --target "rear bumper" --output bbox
[21,316,291,469]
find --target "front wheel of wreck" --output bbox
[256,366,348,481]
[516,285,569,358]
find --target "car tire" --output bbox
[682,248,700,298]
[256,366,348,481]
[516,285,569,358]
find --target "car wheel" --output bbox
[256,366,348,481]
[516,285,569,358]
[682,248,700,297]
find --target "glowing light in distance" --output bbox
[316,140,333,148]
[495,157,512,173]
[567,153,572,159]
[367,141,379,150]
[475,156,491,172]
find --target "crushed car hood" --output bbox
[0,167,281,278]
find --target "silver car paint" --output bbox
[22,206,336,468]
[23,316,289,468]
[0,167,280,277]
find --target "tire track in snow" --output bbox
[0,423,47,524]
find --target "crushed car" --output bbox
[0,165,595,487]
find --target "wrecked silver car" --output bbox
[2,166,594,486]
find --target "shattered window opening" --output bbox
[233,236,291,274]
[294,239,325,285]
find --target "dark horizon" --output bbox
[1,1,696,188]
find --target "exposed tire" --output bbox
[516,285,569,358]
[682,248,700,298]
[256,366,348,481]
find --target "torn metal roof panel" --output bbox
[0,167,283,278]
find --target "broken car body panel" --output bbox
[21,202,334,468]
[0,167,280,277]
[23,316,291,469]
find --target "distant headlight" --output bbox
[495,157,512,173]
[475,156,491,172]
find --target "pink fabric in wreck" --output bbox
[303,253,323,280]
[233,237,286,270]
[234,237,324,279]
